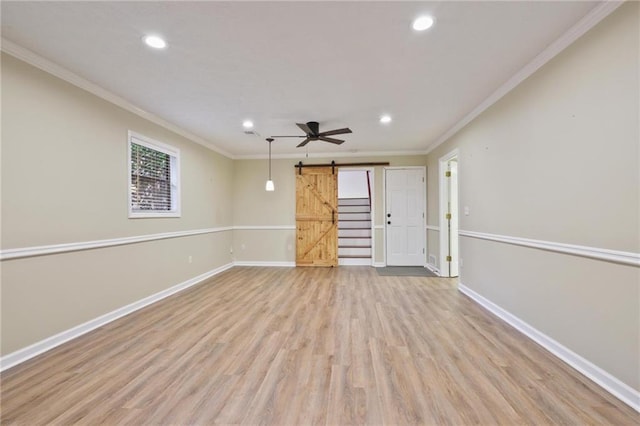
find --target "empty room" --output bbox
[1,1,638,424]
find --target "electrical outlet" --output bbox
[287,244,292,251]
[241,244,246,250]
[229,246,233,254]
[188,255,193,264]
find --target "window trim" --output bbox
[128,131,181,218]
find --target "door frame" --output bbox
[337,167,375,266]
[382,166,427,267]
[438,149,460,277]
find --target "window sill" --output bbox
[129,212,181,219]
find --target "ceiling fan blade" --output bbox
[318,136,344,145]
[296,122,313,135]
[271,135,306,138]
[318,127,352,137]
[297,138,312,148]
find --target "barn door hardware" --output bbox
[294,161,390,170]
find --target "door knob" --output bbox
[387,221,391,225]
[387,213,391,218]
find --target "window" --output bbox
[128,131,180,218]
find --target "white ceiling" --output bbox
[2,1,599,158]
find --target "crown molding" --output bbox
[235,149,429,160]
[2,0,622,160]
[0,38,425,161]
[1,38,234,159]
[425,1,624,154]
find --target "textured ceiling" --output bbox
[2,1,599,157]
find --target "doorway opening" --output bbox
[439,150,459,277]
[337,169,374,266]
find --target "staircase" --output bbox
[338,197,372,265]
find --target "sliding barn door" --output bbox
[296,167,338,267]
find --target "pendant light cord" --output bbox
[268,139,272,179]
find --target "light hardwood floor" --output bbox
[1,266,638,425]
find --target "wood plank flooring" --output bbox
[1,266,638,425]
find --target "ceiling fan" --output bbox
[272,121,352,148]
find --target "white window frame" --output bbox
[128,131,181,218]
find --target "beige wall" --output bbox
[1,54,234,355]
[426,3,639,390]
[232,155,427,264]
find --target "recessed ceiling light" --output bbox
[242,120,254,129]
[380,115,392,124]
[143,35,167,49]
[412,16,435,31]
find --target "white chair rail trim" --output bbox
[233,226,296,230]
[0,227,233,261]
[459,230,640,267]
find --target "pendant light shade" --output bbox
[265,138,275,192]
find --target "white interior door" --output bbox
[385,168,425,266]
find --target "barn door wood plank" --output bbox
[295,167,338,267]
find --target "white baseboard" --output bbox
[425,263,440,275]
[458,283,640,413]
[373,262,386,268]
[0,262,234,372]
[233,261,296,267]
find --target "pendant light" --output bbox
[265,138,275,191]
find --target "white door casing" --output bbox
[385,167,426,266]
[439,149,460,277]
[448,159,459,277]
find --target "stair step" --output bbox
[339,246,371,256]
[339,237,371,246]
[339,257,371,265]
[339,221,371,228]
[339,245,372,249]
[338,198,370,206]
[338,205,370,213]
[339,254,372,259]
[339,229,371,237]
[338,213,371,221]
